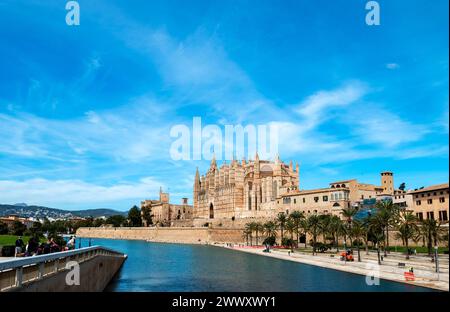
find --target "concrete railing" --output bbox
[0,246,127,292]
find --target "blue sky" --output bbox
[0,0,448,211]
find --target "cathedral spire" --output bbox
[210,152,217,169]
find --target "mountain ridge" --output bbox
[0,204,127,219]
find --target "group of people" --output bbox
[14,235,77,257]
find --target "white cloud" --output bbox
[295,81,369,130]
[386,63,400,70]
[344,107,430,147]
[0,177,163,207]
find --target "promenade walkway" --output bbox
[223,245,449,291]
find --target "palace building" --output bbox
[141,188,193,226]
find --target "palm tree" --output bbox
[307,214,321,255]
[289,211,305,245]
[395,211,419,260]
[242,227,252,246]
[341,207,357,248]
[351,220,366,262]
[318,214,332,245]
[254,222,264,245]
[263,221,278,240]
[375,200,399,256]
[245,222,255,246]
[420,219,444,256]
[328,215,343,252]
[367,217,386,264]
[277,212,288,242]
[285,218,295,239]
[300,218,309,248]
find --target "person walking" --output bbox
[15,236,24,257]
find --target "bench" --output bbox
[398,262,406,268]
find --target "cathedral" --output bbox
[193,154,300,223]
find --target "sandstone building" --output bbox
[409,183,449,222]
[141,188,193,226]
[278,173,389,217]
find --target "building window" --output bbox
[439,197,445,203]
[427,199,433,204]
[303,198,306,203]
[439,211,448,221]
[361,195,364,199]
[323,196,328,202]
[283,197,291,204]
[416,200,421,206]
[415,195,418,198]
[433,192,437,196]
[427,211,434,220]
[314,197,319,203]
[416,213,423,221]
[421,194,424,197]
[294,199,297,204]
[440,191,443,195]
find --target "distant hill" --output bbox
[0,204,127,219]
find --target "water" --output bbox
[79,238,436,292]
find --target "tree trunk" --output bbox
[405,239,410,260]
[365,234,369,255]
[377,246,381,265]
[336,233,340,252]
[427,232,432,256]
[312,235,316,256]
[357,243,361,262]
[386,226,389,255]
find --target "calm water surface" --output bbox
[79,238,435,292]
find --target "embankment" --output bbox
[76,227,245,244]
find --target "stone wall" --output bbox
[76,227,246,244]
[77,226,447,247]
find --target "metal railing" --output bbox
[0,246,126,291]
